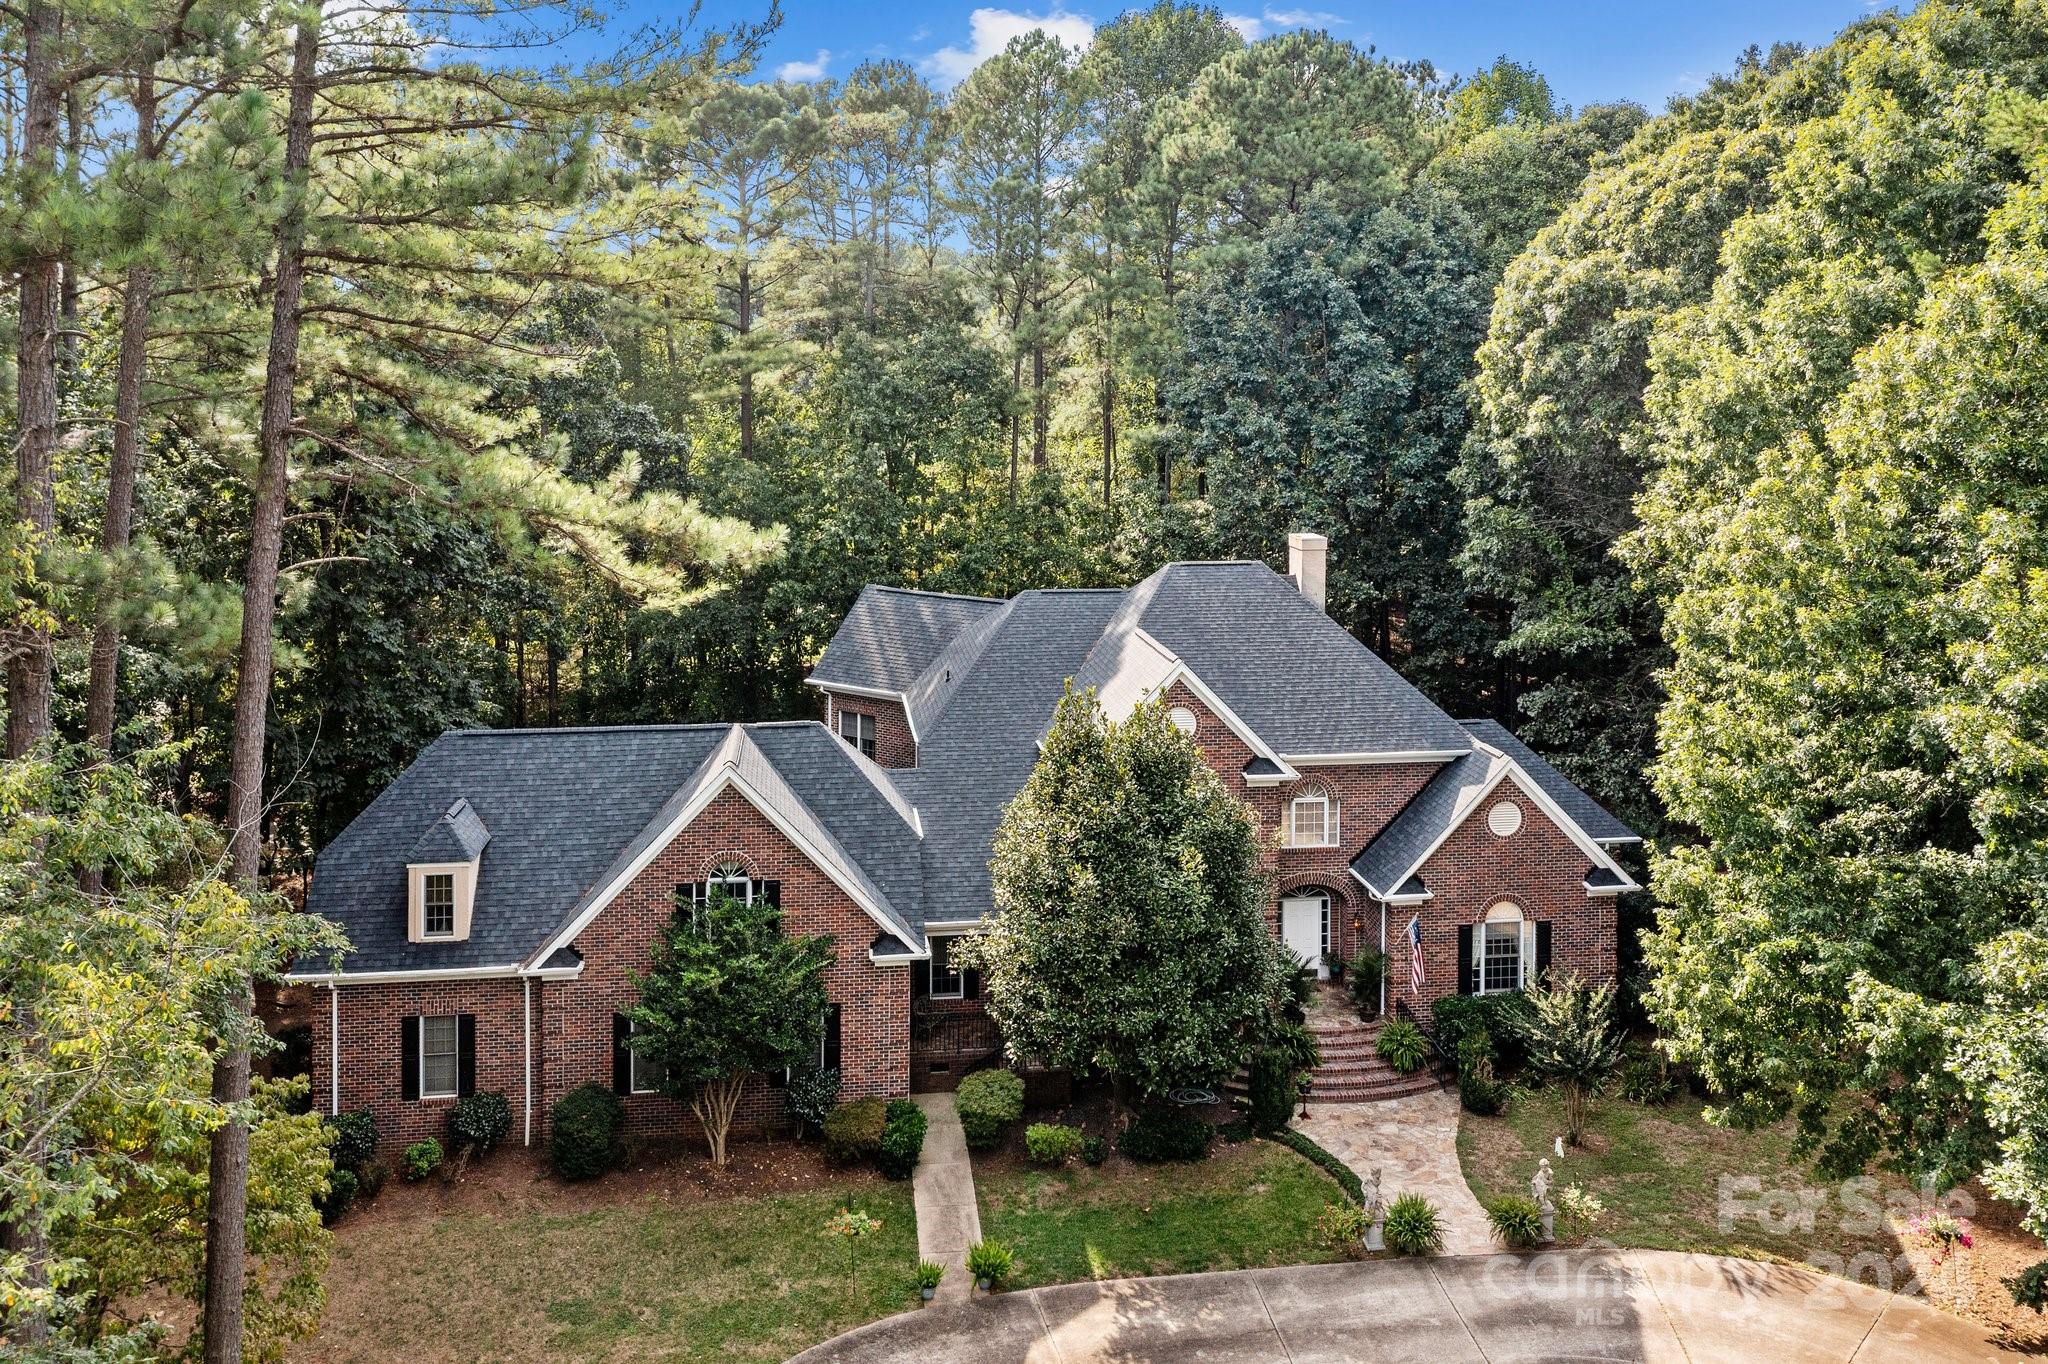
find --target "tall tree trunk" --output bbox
[59,84,82,381]
[205,19,319,1364]
[8,0,62,760]
[1031,340,1047,469]
[87,71,159,755]
[1100,295,1115,506]
[736,259,755,461]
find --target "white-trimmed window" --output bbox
[1480,903,1527,995]
[838,709,877,759]
[420,1015,460,1099]
[421,873,456,938]
[928,934,965,999]
[1288,792,1338,848]
[627,1017,669,1095]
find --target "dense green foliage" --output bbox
[1246,1049,1303,1134]
[449,1092,513,1155]
[1267,1129,1364,1204]
[876,1100,927,1181]
[954,1069,1026,1150]
[822,1097,889,1165]
[1117,1106,1213,1162]
[1508,973,1624,1145]
[628,888,834,1165]
[1024,1123,1085,1165]
[1486,1195,1544,1249]
[1374,1019,1428,1074]
[1381,1193,1445,1255]
[971,692,1292,1102]
[549,1084,626,1181]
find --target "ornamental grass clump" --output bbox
[1383,1193,1444,1255]
[1487,1194,1543,1249]
[1375,1018,1428,1074]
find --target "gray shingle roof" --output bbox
[1459,720,1638,843]
[1070,563,1473,758]
[1350,746,1507,896]
[807,585,1004,695]
[304,722,920,976]
[406,797,490,864]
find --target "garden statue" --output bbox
[1363,1166,1385,1252]
[1531,1157,1556,1242]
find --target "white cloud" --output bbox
[1261,5,1344,27]
[777,48,832,81]
[924,6,1096,84]
[1223,12,1265,39]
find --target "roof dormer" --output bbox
[406,798,488,944]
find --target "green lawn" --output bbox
[975,1138,1349,1288]
[1459,1089,1910,1266]
[310,1180,918,1363]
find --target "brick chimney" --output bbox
[1288,531,1328,612]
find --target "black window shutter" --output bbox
[912,958,931,999]
[822,1005,843,1071]
[612,1014,631,1094]
[457,1014,477,1097]
[761,879,781,910]
[1456,925,1474,997]
[963,967,981,1000]
[1535,921,1553,986]
[401,1015,421,1100]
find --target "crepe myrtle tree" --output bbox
[960,687,1292,1111]
[627,889,833,1166]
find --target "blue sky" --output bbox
[656,0,1897,111]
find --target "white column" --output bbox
[329,984,340,1116]
[522,976,533,1147]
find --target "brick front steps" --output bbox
[1301,1010,1447,1104]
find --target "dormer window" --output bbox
[405,798,488,944]
[422,874,456,938]
[838,709,877,759]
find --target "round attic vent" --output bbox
[1487,799,1523,838]
[1168,706,1198,736]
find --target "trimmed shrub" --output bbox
[1119,1106,1211,1163]
[1376,1018,1428,1074]
[1246,1048,1301,1134]
[1488,1194,1544,1249]
[356,1160,390,1200]
[317,1166,358,1225]
[955,1069,1024,1150]
[785,1062,841,1135]
[1458,1067,1507,1116]
[324,1108,378,1172]
[1431,993,1533,1074]
[966,1239,1015,1289]
[1383,1192,1444,1255]
[1081,1135,1108,1167]
[401,1138,443,1182]
[1024,1123,1084,1165]
[877,1100,927,1180]
[550,1082,624,1181]
[1269,1128,1363,1204]
[448,1090,512,1154]
[823,1096,888,1165]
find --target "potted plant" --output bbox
[1322,950,1346,985]
[966,1239,1014,1292]
[914,1259,945,1302]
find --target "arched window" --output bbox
[1480,902,1525,994]
[1287,781,1340,848]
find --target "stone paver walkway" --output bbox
[909,1092,980,1304]
[1295,1086,1493,1255]
[788,1248,2015,1362]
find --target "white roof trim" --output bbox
[1125,628,1299,782]
[1364,758,1640,898]
[284,961,586,985]
[804,677,905,702]
[522,742,920,971]
[1583,881,1632,897]
[921,918,987,933]
[1348,865,1433,903]
[1284,750,1469,766]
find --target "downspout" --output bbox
[522,976,533,1147]
[329,984,340,1116]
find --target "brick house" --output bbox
[293,534,1638,1153]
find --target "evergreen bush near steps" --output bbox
[1383,1193,1444,1255]
[954,1069,1025,1149]
[550,1082,625,1181]
[1246,1047,1302,1134]
[877,1100,928,1180]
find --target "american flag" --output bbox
[1408,915,1425,995]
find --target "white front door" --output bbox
[1281,896,1329,979]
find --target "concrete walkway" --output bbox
[909,1092,981,1305]
[1295,1087,1493,1255]
[788,1248,2015,1362]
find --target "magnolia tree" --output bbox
[962,689,1291,1108]
[628,891,832,1166]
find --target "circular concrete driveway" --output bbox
[788,1248,2015,1363]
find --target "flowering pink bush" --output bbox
[1905,1210,1974,1264]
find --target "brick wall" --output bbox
[821,689,916,768]
[319,785,911,1156]
[1390,788,1617,1025]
